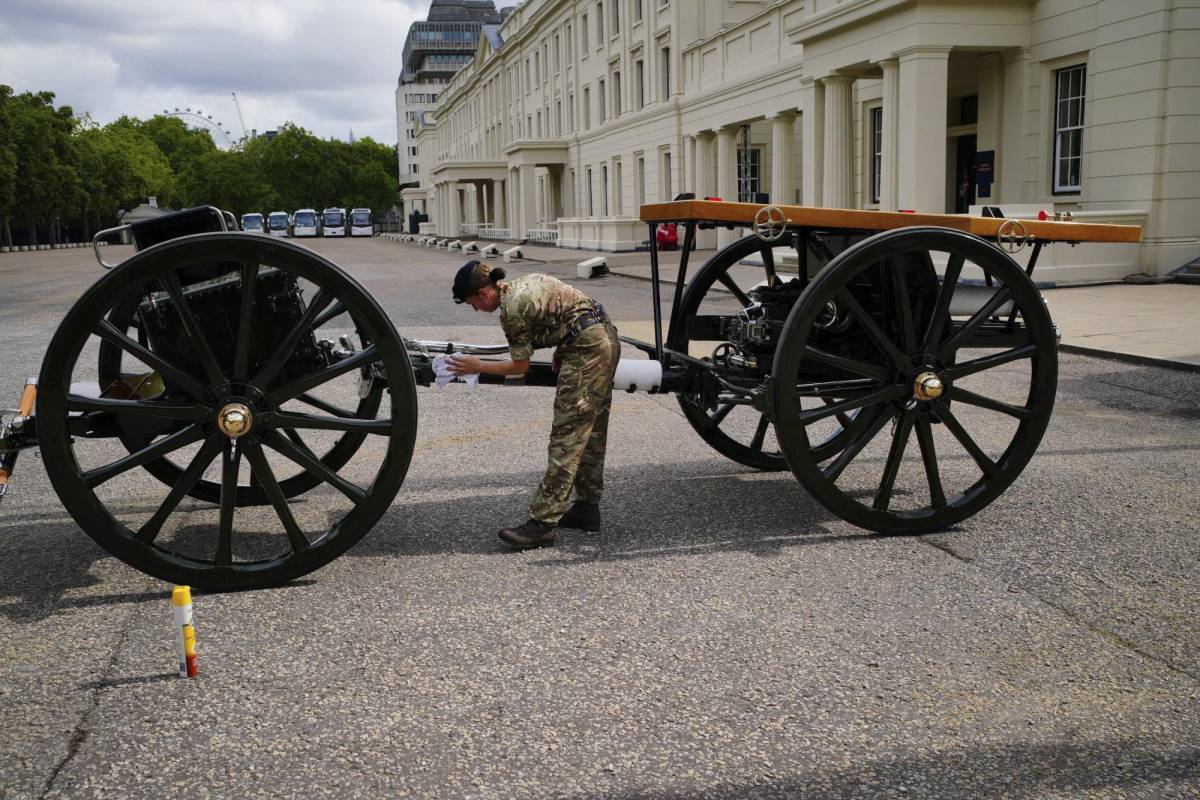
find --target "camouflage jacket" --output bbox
[499,273,597,361]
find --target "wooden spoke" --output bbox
[934,405,998,477]
[252,289,334,389]
[160,273,226,386]
[938,286,1014,360]
[834,288,909,369]
[82,424,204,488]
[944,386,1033,420]
[914,415,947,508]
[797,386,901,426]
[708,402,735,428]
[242,441,310,554]
[268,345,380,405]
[262,430,367,504]
[822,405,893,482]
[750,415,770,452]
[941,344,1037,382]
[921,254,964,353]
[873,411,915,511]
[295,393,357,418]
[232,262,259,380]
[67,394,211,422]
[890,256,917,355]
[311,300,348,331]
[93,320,207,399]
[215,442,242,565]
[717,273,753,307]
[136,435,225,543]
[803,345,893,383]
[273,410,392,435]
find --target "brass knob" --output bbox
[914,372,943,401]
[217,403,253,439]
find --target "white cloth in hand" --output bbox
[432,354,479,388]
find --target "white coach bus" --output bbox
[267,211,291,237]
[240,212,265,233]
[292,208,320,237]
[322,207,347,237]
[350,208,373,237]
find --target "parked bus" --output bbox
[350,208,373,237]
[322,207,347,237]
[292,208,320,237]
[240,212,265,233]
[267,211,291,237]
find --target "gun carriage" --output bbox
[0,202,1140,590]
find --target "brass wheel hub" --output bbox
[913,372,944,402]
[217,402,254,439]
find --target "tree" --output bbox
[0,86,19,246]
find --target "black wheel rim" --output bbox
[772,227,1057,533]
[37,233,417,589]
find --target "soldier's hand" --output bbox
[448,354,482,375]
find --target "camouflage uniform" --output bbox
[499,274,621,525]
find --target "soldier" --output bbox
[448,260,621,549]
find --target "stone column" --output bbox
[975,53,1004,208]
[518,165,537,239]
[1000,47,1030,204]
[897,46,951,212]
[694,131,717,248]
[768,111,796,205]
[684,135,697,195]
[800,77,825,206]
[822,75,855,209]
[880,58,900,211]
[716,125,740,248]
[493,178,507,227]
[447,184,462,238]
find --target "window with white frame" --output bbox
[587,167,595,215]
[869,106,883,205]
[1053,64,1086,193]
[613,70,622,116]
[634,0,643,23]
[598,79,606,123]
[602,164,610,215]
[636,59,645,109]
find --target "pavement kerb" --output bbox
[1058,344,1200,374]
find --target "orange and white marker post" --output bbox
[172,586,199,678]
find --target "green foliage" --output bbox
[0,84,399,245]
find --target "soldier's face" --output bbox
[466,285,500,312]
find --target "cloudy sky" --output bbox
[0,0,429,144]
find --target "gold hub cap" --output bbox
[217,403,253,439]
[913,372,944,402]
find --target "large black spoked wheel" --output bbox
[36,233,418,589]
[672,233,862,470]
[96,286,385,505]
[771,227,1057,533]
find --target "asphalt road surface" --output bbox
[1,238,1197,799]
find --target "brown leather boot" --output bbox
[498,518,556,549]
[557,502,601,531]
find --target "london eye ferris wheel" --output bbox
[161,107,236,149]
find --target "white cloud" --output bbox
[0,0,426,143]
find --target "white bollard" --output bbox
[577,256,608,279]
[462,241,479,253]
[447,240,462,251]
[502,246,523,264]
[480,244,500,257]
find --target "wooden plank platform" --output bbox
[638,200,1142,244]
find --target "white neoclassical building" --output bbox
[402,0,1199,283]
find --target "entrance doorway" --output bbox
[952,134,977,213]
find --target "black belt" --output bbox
[561,304,609,347]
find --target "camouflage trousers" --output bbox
[529,323,621,524]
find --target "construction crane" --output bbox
[231,92,248,140]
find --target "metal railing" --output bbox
[460,222,480,236]
[418,222,438,235]
[477,225,511,240]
